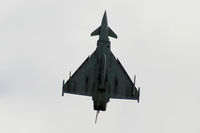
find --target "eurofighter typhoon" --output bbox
[62,11,140,123]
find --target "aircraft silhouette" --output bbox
[62,11,140,123]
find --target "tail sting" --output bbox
[95,110,100,124]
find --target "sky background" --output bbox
[0,0,200,133]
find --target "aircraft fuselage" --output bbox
[92,41,111,111]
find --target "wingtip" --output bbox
[134,75,136,86]
[62,80,65,96]
[137,87,140,103]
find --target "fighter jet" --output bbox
[62,11,140,123]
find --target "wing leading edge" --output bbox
[62,51,97,97]
[107,52,140,102]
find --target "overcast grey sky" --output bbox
[0,0,200,133]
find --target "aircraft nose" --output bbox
[101,11,108,26]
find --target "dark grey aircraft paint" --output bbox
[62,11,140,123]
